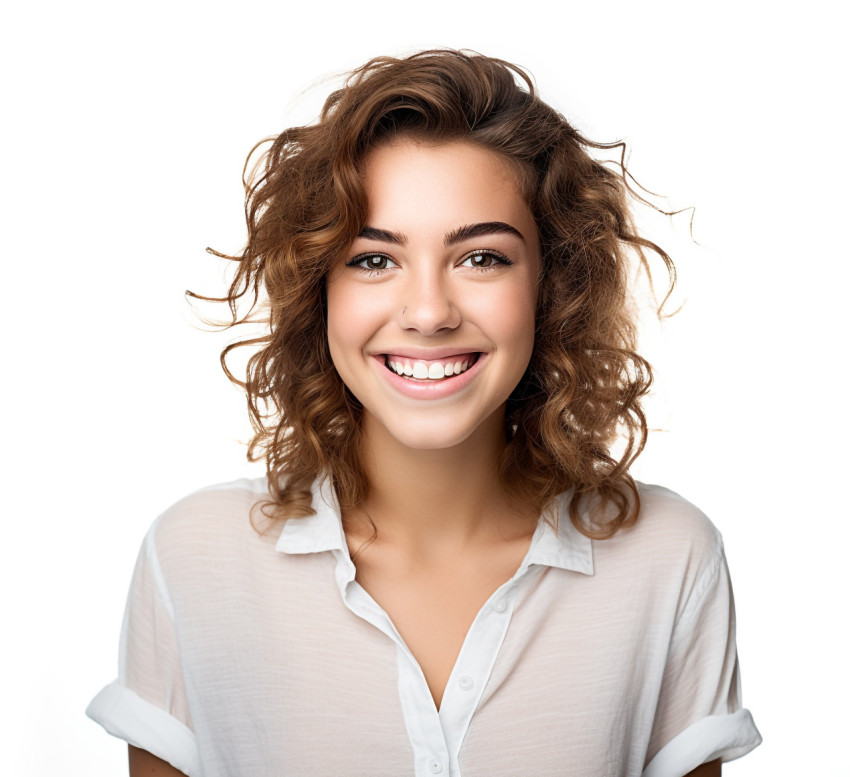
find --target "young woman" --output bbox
[87,50,762,776]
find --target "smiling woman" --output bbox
[86,50,761,777]
[327,140,539,452]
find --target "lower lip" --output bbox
[372,353,487,400]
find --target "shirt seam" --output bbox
[146,516,176,623]
[671,538,725,635]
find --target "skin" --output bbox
[128,745,186,776]
[129,744,722,775]
[326,139,541,455]
[326,139,543,708]
[129,139,722,776]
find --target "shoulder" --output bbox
[617,482,723,553]
[630,482,722,554]
[149,476,275,568]
[593,482,725,592]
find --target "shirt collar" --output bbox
[521,491,594,576]
[275,478,594,576]
[275,476,348,555]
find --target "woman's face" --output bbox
[326,139,540,451]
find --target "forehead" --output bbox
[359,139,535,233]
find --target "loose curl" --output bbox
[198,49,676,539]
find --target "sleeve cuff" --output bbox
[642,709,762,777]
[86,680,201,777]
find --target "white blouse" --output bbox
[87,476,761,776]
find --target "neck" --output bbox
[348,407,532,555]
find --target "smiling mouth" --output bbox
[382,353,481,381]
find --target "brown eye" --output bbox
[461,251,512,269]
[346,254,397,271]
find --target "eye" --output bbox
[459,250,513,269]
[346,253,398,272]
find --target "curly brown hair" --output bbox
[201,49,675,539]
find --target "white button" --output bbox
[428,758,443,774]
[458,674,474,691]
[494,599,507,613]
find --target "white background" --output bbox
[2,1,847,774]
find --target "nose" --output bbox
[398,269,461,335]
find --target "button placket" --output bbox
[345,582,450,777]
[435,582,520,773]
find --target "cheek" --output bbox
[325,282,384,366]
[325,288,353,367]
[480,281,538,352]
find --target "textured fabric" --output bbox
[86,476,761,776]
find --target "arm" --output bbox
[128,746,189,777]
[684,759,721,777]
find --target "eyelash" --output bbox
[345,250,513,276]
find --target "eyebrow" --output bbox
[357,226,407,245]
[444,221,525,246]
[356,221,526,247]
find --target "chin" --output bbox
[368,405,504,452]
[385,421,477,451]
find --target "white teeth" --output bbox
[386,355,477,380]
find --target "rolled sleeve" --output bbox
[86,520,201,776]
[643,544,762,776]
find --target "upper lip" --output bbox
[373,347,485,361]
